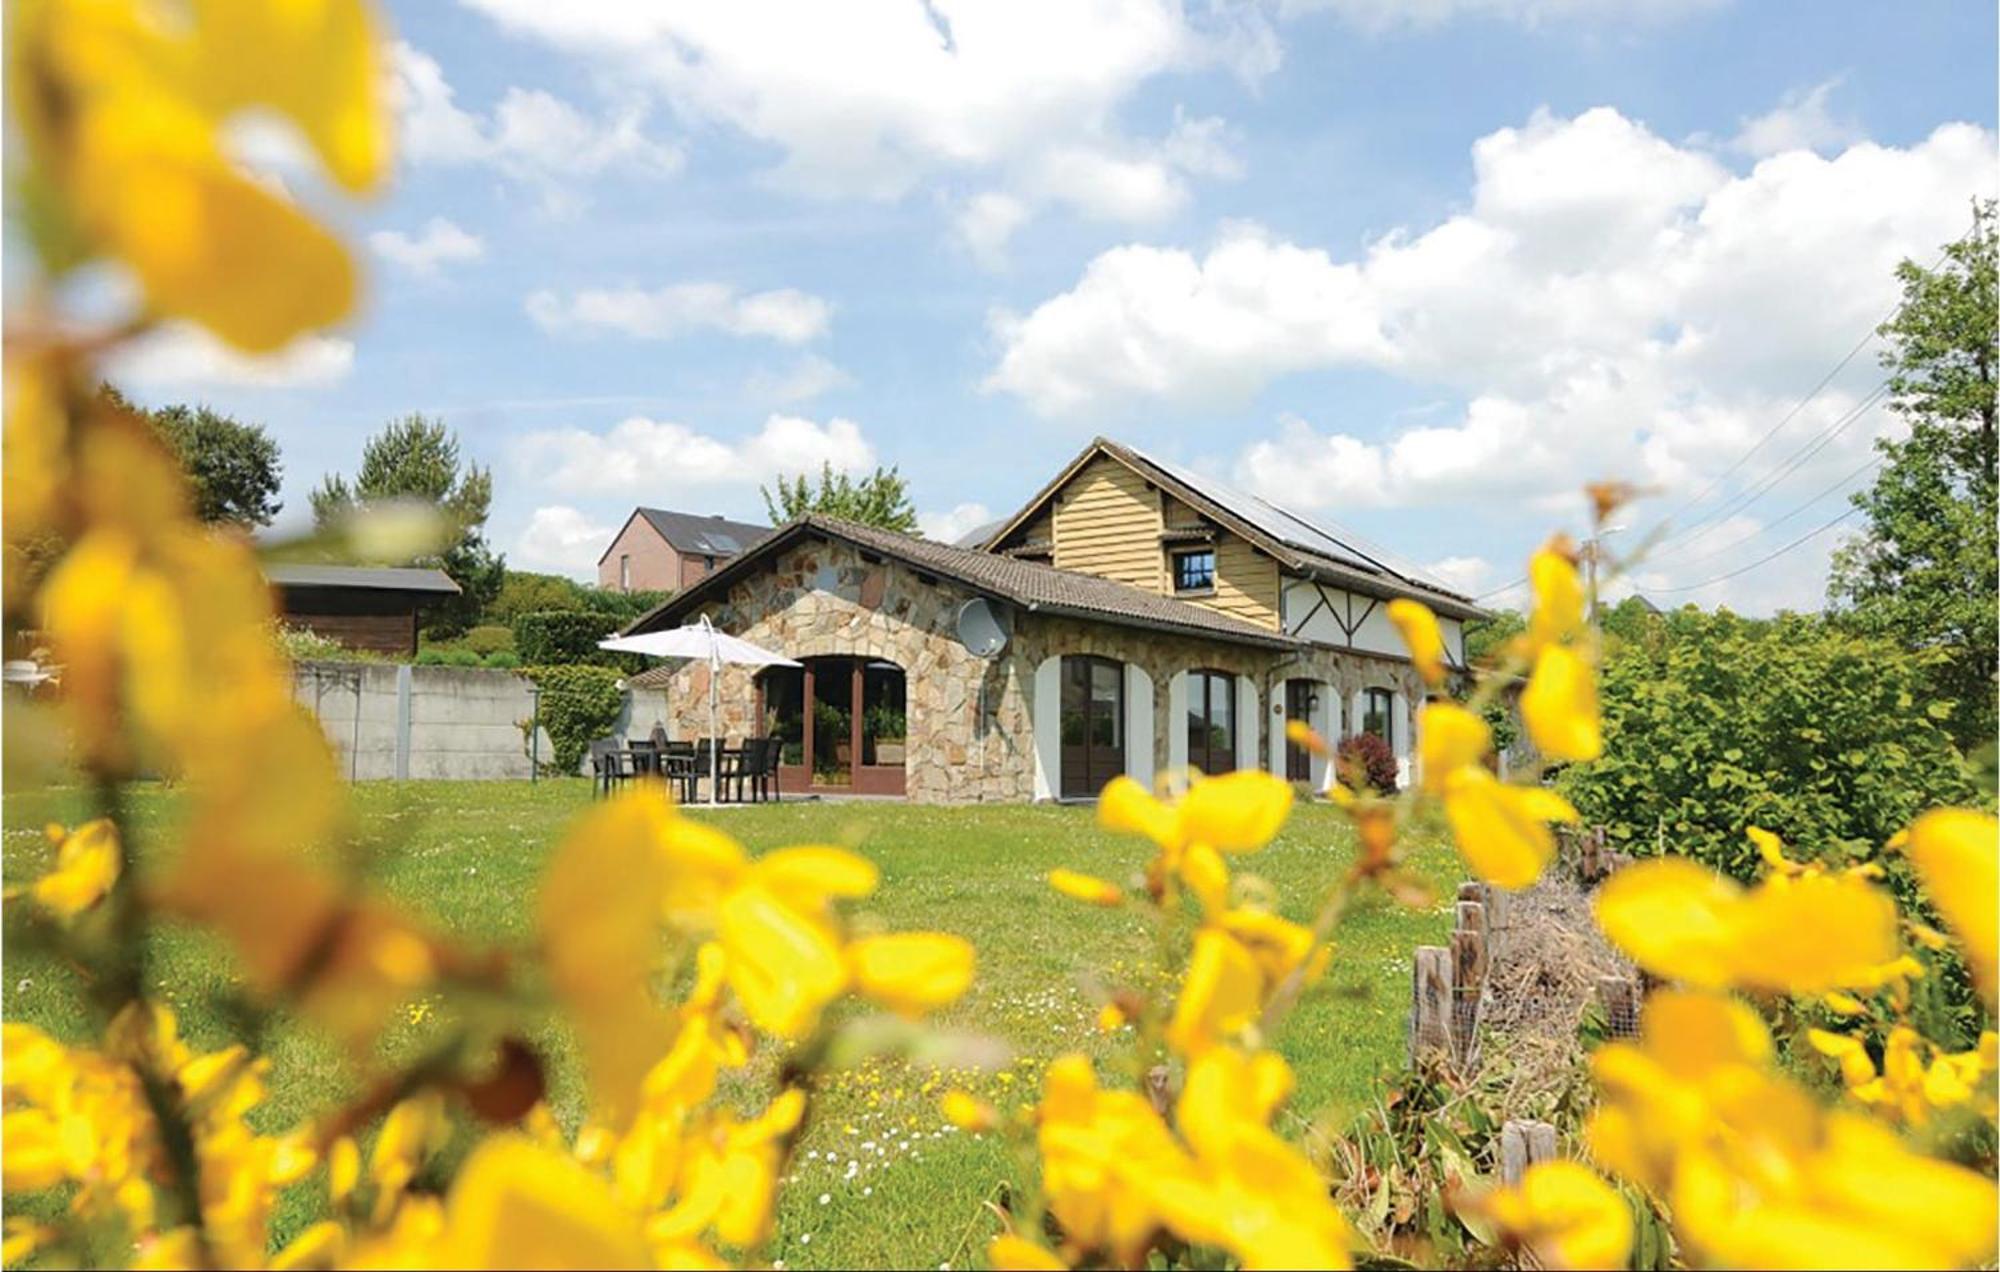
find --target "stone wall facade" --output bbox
[647,534,1430,804]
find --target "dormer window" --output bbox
[1172,548,1216,594]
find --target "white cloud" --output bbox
[987,108,1992,609]
[455,1,1258,242]
[526,283,831,344]
[513,505,617,577]
[744,354,855,404]
[513,413,876,498]
[1730,79,1861,158]
[1282,0,1725,31]
[1423,555,1494,595]
[954,193,1033,269]
[108,324,355,389]
[918,502,995,545]
[368,217,486,276]
[390,42,681,207]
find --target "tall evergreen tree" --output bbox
[1829,201,1997,750]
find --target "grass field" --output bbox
[3,780,1459,1269]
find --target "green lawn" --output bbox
[2,781,1459,1270]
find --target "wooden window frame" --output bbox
[1171,547,1217,596]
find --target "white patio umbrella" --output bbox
[599,615,800,806]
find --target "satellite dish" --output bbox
[955,598,1010,657]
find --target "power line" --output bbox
[1648,505,1862,594]
[1659,452,1883,572]
[1646,383,1887,561]
[1633,219,1971,547]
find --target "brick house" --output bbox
[622,437,1486,803]
[597,508,770,592]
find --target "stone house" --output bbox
[597,507,770,593]
[622,437,1486,803]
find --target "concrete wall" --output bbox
[292,661,671,780]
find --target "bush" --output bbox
[1560,608,1975,878]
[413,648,447,666]
[272,622,388,664]
[513,610,622,666]
[578,587,672,625]
[463,624,515,656]
[522,664,626,774]
[440,648,483,668]
[483,650,520,669]
[488,571,588,625]
[1336,731,1399,793]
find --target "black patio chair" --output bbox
[750,736,783,803]
[588,737,637,799]
[716,744,755,804]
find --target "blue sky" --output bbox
[104,0,1996,611]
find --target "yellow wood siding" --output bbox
[1162,494,1205,529]
[1051,456,1163,590]
[1188,532,1280,630]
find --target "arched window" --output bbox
[1186,669,1236,775]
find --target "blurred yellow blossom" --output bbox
[1477,1160,1632,1271]
[1386,598,1446,687]
[1048,868,1123,906]
[1594,856,1899,993]
[24,818,120,918]
[1899,807,1997,1005]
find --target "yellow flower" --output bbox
[1166,928,1264,1056]
[1180,770,1296,851]
[1482,1161,1633,1271]
[1096,1003,1128,1032]
[1163,1047,1352,1270]
[846,932,976,1017]
[433,1135,652,1270]
[1386,599,1446,686]
[1594,857,1899,994]
[1416,702,1577,889]
[1587,990,1998,1270]
[10,0,387,352]
[1520,643,1601,762]
[28,818,120,918]
[1417,701,1490,796]
[1441,768,1578,889]
[1033,1054,1197,1265]
[1048,868,1123,906]
[941,1090,998,1133]
[990,1233,1069,1270]
[1527,536,1585,651]
[1899,808,1997,1005]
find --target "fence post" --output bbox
[1410,945,1454,1066]
[1458,880,1512,963]
[1499,1119,1557,1187]
[1450,900,1487,1069]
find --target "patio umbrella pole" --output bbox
[708,631,720,808]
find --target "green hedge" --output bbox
[521,664,626,775]
[1560,608,1975,876]
[513,610,622,666]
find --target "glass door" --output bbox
[1060,656,1125,798]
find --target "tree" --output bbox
[313,414,503,634]
[97,386,284,527]
[761,462,918,532]
[1828,201,1998,750]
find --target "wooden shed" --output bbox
[267,564,460,657]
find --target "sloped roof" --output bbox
[980,437,1487,620]
[625,514,1301,650]
[634,508,770,556]
[265,564,460,594]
